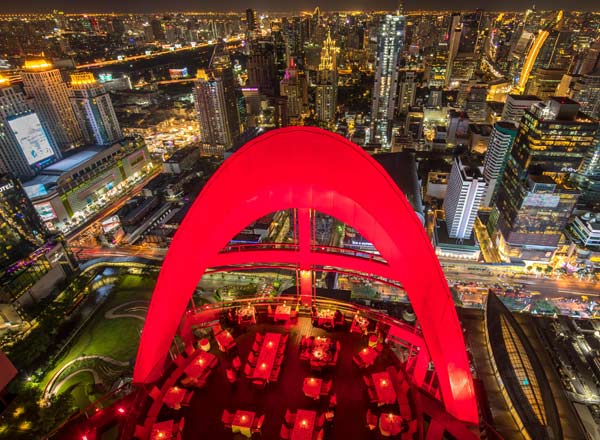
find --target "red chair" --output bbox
[149,386,162,400]
[313,428,324,440]
[256,333,265,343]
[222,409,234,428]
[280,424,291,440]
[232,356,242,371]
[226,368,237,384]
[253,379,266,389]
[284,409,296,426]
[328,393,337,408]
[366,409,378,430]
[181,391,193,406]
[252,341,261,353]
[315,413,325,429]
[244,363,252,377]
[252,414,265,434]
[248,352,258,365]
[133,425,149,439]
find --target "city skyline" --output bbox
[1,1,600,13]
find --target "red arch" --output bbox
[133,127,478,424]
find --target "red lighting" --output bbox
[132,127,478,424]
[117,407,126,414]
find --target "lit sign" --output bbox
[24,183,48,199]
[101,215,121,233]
[0,182,14,193]
[35,202,56,221]
[99,73,113,82]
[8,113,55,165]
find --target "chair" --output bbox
[244,363,252,377]
[226,368,237,384]
[133,425,149,439]
[280,424,291,440]
[253,379,266,389]
[267,305,275,319]
[270,367,280,382]
[284,409,296,426]
[328,393,337,408]
[315,413,325,429]
[313,428,324,440]
[367,387,377,402]
[181,391,193,406]
[320,380,332,395]
[149,386,162,400]
[252,341,261,353]
[282,333,289,344]
[352,354,365,368]
[252,414,265,434]
[185,344,195,356]
[277,345,286,356]
[173,355,186,367]
[366,409,378,430]
[363,376,374,388]
[222,409,234,428]
[248,352,258,365]
[256,333,265,343]
[232,356,242,371]
[375,342,384,353]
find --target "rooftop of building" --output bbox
[457,156,484,180]
[42,146,107,174]
[434,218,478,247]
[507,94,542,101]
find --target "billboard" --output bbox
[8,113,55,166]
[24,183,48,199]
[34,202,56,221]
[523,193,560,209]
[101,215,121,234]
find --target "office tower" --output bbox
[193,61,240,156]
[571,70,600,120]
[501,94,542,125]
[279,58,304,124]
[245,8,259,40]
[443,156,487,240]
[0,76,60,178]
[315,31,339,126]
[150,18,165,41]
[370,8,405,146]
[464,85,488,123]
[397,71,417,114]
[575,40,600,75]
[0,173,47,270]
[491,98,598,260]
[272,28,288,82]
[525,68,565,100]
[572,141,600,211]
[21,60,85,151]
[445,13,462,86]
[69,73,122,146]
[482,122,518,207]
[247,40,277,97]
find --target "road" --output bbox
[72,244,600,300]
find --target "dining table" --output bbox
[371,372,397,405]
[163,386,187,410]
[237,305,256,324]
[291,409,317,440]
[184,351,216,380]
[231,410,255,438]
[274,304,291,321]
[316,309,335,327]
[150,419,175,439]
[215,329,235,351]
[379,412,403,437]
[357,346,378,367]
[302,377,323,399]
[251,332,282,381]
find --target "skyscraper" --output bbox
[501,94,542,125]
[491,97,598,260]
[193,60,240,156]
[445,13,462,86]
[315,31,339,126]
[397,70,418,114]
[247,40,277,97]
[245,8,260,40]
[482,122,518,207]
[69,72,123,146]
[21,60,85,151]
[0,76,60,178]
[279,58,305,124]
[571,70,600,120]
[370,8,405,146]
[443,156,487,240]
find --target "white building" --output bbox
[21,60,85,151]
[0,77,61,177]
[69,72,123,145]
[370,9,405,147]
[569,214,600,248]
[482,121,518,207]
[443,156,487,240]
[500,94,542,125]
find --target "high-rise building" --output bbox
[397,70,418,114]
[572,141,600,211]
[247,40,277,97]
[370,8,405,146]
[443,156,486,240]
[150,18,165,41]
[574,40,600,75]
[525,67,564,100]
[571,70,600,120]
[279,58,305,124]
[21,60,85,151]
[501,94,542,125]
[445,13,462,86]
[0,76,60,178]
[0,173,47,271]
[491,97,598,260]
[245,8,260,40]
[315,31,339,126]
[193,64,240,156]
[69,72,122,146]
[464,84,488,123]
[482,122,518,207]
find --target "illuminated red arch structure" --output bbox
[133,127,478,424]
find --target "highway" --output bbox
[71,244,600,300]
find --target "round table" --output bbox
[199,338,211,352]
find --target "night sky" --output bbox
[0,0,597,14]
